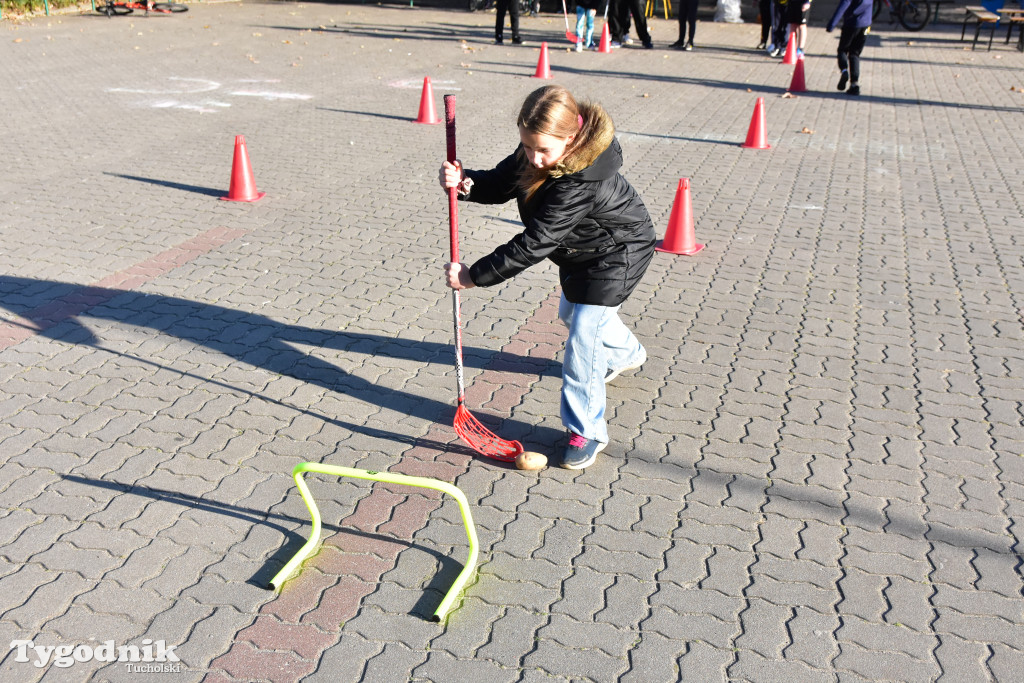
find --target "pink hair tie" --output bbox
[577,114,584,129]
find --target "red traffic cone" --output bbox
[782,32,797,64]
[787,56,807,93]
[598,23,612,53]
[656,178,704,256]
[220,135,265,202]
[533,42,552,79]
[414,76,441,124]
[741,97,771,149]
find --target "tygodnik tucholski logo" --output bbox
[9,639,183,672]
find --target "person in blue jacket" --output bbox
[827,0,872,96]
[438,85,656,470]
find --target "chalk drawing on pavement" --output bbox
[388,78,460,91]
[106,77,313,113]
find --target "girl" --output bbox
[438,85,656,470]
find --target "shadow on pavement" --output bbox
[103,172,225,198]
[60,472,462,618]
[0,275,562,452]
[623,452,1024,560]
[318,107,415,122]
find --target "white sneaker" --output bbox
[605,348,647,384]
[575,42,583,52]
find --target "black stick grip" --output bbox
[444,95,457,164]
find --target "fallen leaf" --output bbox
[747,88,753,92]
[906,41,915,45]
[642,93,649,97]
[800,127,814,134]
[781,92,795,98]
[14,38,23,43]
[252,32,262,37]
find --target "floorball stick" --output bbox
[443,94,524,461]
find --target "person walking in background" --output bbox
[672,0,699,50]
[768,0,789,55]
[827,0,871,95]
[495,0,523,45]
[609,0,654,48]
[787,0,811,57]
[757,0,772,49]
[575,0,607,51]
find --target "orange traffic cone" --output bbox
[656,178,704,255]
[787,56,807,93]
[782,32,797,64]
[741,97,771,149]
[598,23,612,53]
[220,135,265,202]
[414,76,441,124]
[533,42,552,79]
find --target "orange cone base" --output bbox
[220,191,265,203]
[656,240,704,255]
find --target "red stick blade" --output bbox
[454,405,523,461]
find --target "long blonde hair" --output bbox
[516,85,614,203]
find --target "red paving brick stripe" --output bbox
[0,226,248,352]
[209,292,565,680]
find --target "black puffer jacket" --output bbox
[464,139,656,307]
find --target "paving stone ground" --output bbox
[1,2,1023,681]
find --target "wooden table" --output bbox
[998,7,1024,51]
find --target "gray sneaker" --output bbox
[561,433,607,469]
[605,348,647,384]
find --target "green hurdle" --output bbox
[269,462,479,623]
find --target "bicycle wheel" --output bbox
[898,0,929,30]
[152,2,188,10]
[517,0,530,14]
[96,2,133,15]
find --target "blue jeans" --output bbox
[558,294,645,444]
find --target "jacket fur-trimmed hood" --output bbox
[548,105,616,180]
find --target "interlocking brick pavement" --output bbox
[2,1,1023,681]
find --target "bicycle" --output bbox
[95,0,188,16]
[872,0,930,31]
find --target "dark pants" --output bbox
[609,0,650,43]
[770,0,788,48]
[677,0,698,43]
[837,25,868,83]
[758,0,772,43]
[496,0,520,40]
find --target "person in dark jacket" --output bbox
[827,0,872,96]
[609,0,653,48]
[671,0,699,50]
[438,85,656,470]
[494,0,522,45]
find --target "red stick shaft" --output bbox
[444,95,459,263]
